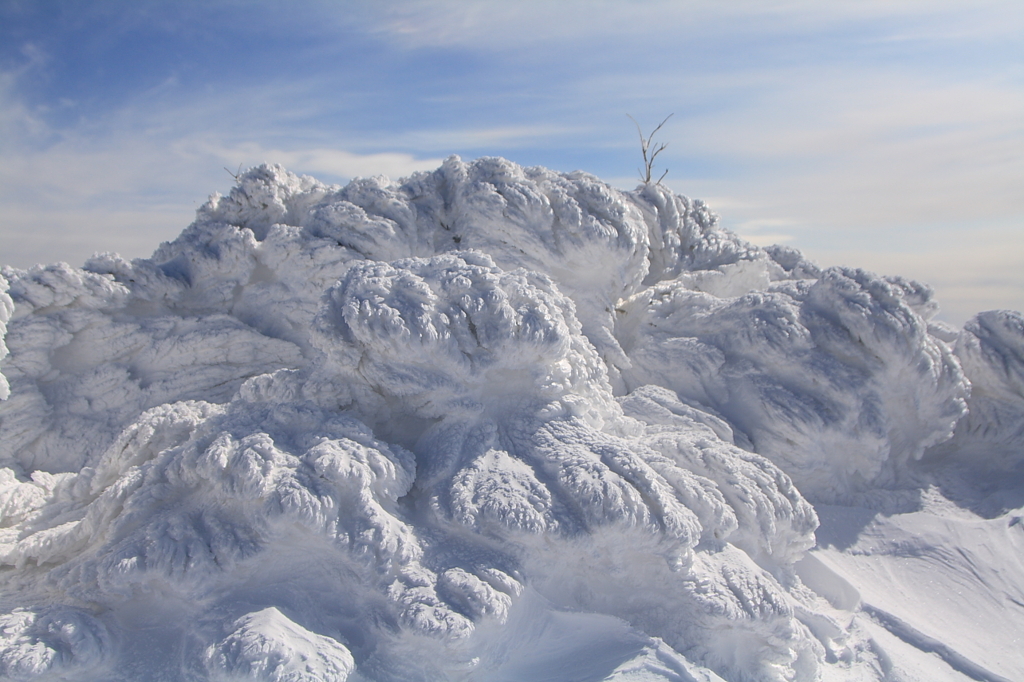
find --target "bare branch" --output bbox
[627,114,646,150]
[648,114,673,139]
[627,114,673,184]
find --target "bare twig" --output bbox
[224,164,243,181]
[627,114,673,184]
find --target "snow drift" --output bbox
[1,156,1022,681]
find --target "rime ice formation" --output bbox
[615,268,969,500]
[1,157,1023,682]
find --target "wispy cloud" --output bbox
[393,124,590,153]
[362,0,1024,51]
[0,58,444,267]
[669,72,1024,226]
[200,143,444,181]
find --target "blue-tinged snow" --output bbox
[1,157,1022,681]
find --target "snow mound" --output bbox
[204,607,355,682]
[0,606,112,681]
[1,156,1022,681]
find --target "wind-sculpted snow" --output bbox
[936,309,1024,470]
[0,262,304,474]
[0,156,1021,681]
[204,607,356,682]
[0,606,113,680]
[615,268,969,501]
[309,251,617,428]
[169,157,764,377]
[0,275,11,398]
[0,281,819,679]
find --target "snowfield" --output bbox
[1,156,1021,681]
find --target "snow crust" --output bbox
[1,156,1022,681]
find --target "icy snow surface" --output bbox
[1,156,1022,681]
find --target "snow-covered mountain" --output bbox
[1,157,1021,682]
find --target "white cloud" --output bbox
[0,68,444,269]
[0,46,51,144]
[653,67,1024,234]
[732,218,797,246]
[394,124,589,152]
[196,142,444,182]
[0,133,444,269]
[360,0,1024,50]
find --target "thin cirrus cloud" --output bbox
[672,71,1024,225]
[0,0,1021,325]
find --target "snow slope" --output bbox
[1,156,1021,681]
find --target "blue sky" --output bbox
[1,0,1021,325]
